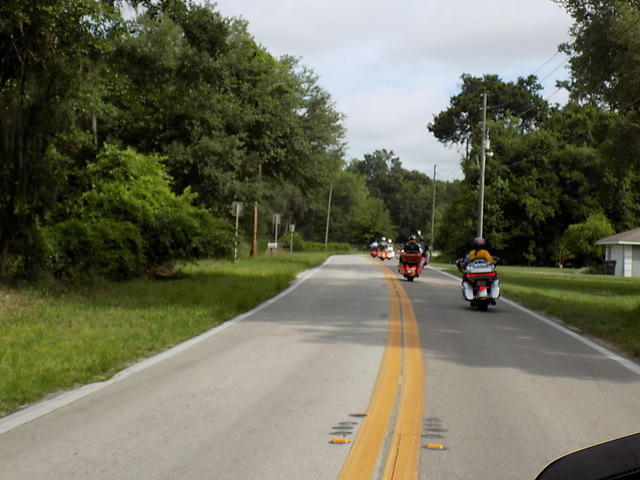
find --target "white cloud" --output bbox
[213,0,575,181]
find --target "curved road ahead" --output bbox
[1,254,640,479]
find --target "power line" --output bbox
[538,58,569,83]
[533,51,563,75]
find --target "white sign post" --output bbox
[273,213,281,244]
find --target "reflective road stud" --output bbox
[330,438,351,444]
[424,444,446,450]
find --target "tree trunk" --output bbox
[0,241,9,277]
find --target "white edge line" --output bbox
[0,255,337,436]
[428,266,640,377]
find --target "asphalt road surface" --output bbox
[1,254,640,479]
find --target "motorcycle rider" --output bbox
[400,234,427,266]
[458,237,500,307]
[403,234,422,254]
[462,237,495,266]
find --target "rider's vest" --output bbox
[468,248,494,263]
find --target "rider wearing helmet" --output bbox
[403,234,422,254]
[464,237,494,265]
[399,234,425,267]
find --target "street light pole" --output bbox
[477,91,488,238]
[431,164,437,250]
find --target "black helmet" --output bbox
[409,234,417,241]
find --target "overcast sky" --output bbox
[212,0,574,181]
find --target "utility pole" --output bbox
[430,164,437,250]
[324,185,333,248]
[477,91,488,238]
[250,162,262,257]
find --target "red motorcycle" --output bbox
[398,252,424,281]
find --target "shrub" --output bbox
[46,219,145,281]
[559,212,615,267]
[46,146,233,280]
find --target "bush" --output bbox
[146,209,234,266]
[559,212,615,267]
[46,146,233,280]
[46,219,145,281]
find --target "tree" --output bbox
[0,0,122,276]
[47,145,232,280]
[104,6,344,213]
[559,213,615,266]
[555,0,640,112]
[102,3,345,259]
[428,74,549,148]
[348,149,446,240]
[294,170,395,244]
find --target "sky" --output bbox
[211,0,575,181]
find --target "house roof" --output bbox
[596,227,640,245]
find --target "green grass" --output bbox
[0,252,334,417]
[435,263,640,357]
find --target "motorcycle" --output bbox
[456,258,500,311]
[398,252,424,281]
[385,244,395,260]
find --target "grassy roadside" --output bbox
[435,263,640,357]
[0,252,336,417]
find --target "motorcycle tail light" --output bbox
[466,272,496,278]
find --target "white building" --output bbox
[596,227,640,277]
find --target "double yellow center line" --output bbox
[339,259,425,479]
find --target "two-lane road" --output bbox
[1,254,640,479]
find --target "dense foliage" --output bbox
[431,75,640,265]
[4,0,638,278]
[0,0,360,280]
[348,149,460,246]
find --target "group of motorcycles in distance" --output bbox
[368,236,428,282]
[368,236,501,311]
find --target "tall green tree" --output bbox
[428,74,549,148]
[555,0,640,111]
[0,0,122,276]
[103,4,344,216]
